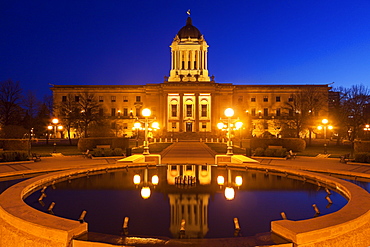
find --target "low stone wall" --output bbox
[241,164,370,247]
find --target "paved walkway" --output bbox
[1,142,370,180]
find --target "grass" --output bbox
[131,143,173,154]
[30,145,81,156]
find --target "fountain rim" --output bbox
[0,163,370,246]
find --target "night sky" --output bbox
[2,0,370,99]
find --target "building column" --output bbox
[179,93,184,132]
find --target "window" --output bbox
[111,96,116,102]
[276,96,281,102]
[123,123,128,129]
[202,123,207,129]
[171,105,177,117]
[111,108,116,116]
[123,96,128,102]
[75,96,79,102]
[123,108,128,117]
[62,96,67,102]
[99,108,104,117]
[186,105,192,117]
[276,108,281,116]
[263,96,268,102]
[99,96,104,102]
[288,96,293,102]
[136,96,141,102]
[172,122,176,129]
[251,97,256,102]
[264,108,268,116]
[201,105,207,117]
[251,108,256,116]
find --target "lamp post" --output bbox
[142,108,151,155]
[317,119,332,143]
[133,167,159,199]
[48,118,62,153]
[364,124,370,139]
[224,108,234,156]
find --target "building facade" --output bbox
[52,17,330,138]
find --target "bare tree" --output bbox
[56,94,79,144]
[284,87,327,140]
[339,85,370,141]
[0,79,23,126]
[76,93,102,138]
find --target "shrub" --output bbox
[254,148,265,156]
[354,141,370,153]
[0,139,30,151]
[250,138,305,152]
[103,149,113,157]
[92,148,103,157]
[112,148,123,156]
[264,148,276,157]
[275,148,288,158]
[0,151,29,162]
[78,138,129,151]
[354,152,370,163]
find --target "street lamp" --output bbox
[48,118,63,153]
[142,108,151,155]
[224,108,234,155]
[217,169,243,200]
[364,124,370,139]
[317,119,332,142]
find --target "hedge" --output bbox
[354,152,370,163]
[0,139,30,151]
[250,138,306,152]
[0,151,29,162]
[78,138,129,151]
[354,141,370,153]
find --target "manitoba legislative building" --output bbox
[52,17,330,139]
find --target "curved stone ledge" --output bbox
[1,163,370,246]
[241,164,370,246]
[0,163,136,247]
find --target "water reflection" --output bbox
[24,165,348,239]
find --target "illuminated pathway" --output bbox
[160,142,216,164]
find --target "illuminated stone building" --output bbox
[52,17,330,138]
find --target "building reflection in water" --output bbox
[26,164,348,239]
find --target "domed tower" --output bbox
[167,17,211,83]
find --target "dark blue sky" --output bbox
[1,0,370,99]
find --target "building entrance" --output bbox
[186,122,193,132]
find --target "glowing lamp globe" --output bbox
[224,187,235,200]
[52,118,59,124]
[141,187,151,199]
[133,175,141,185]
[151,175,159,185]
[235,176,243,187]
[322,119,328,124]
[142,108,151,117]
[224,108,234,118]
[217,176,225,186]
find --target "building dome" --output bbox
[177,17,202,39]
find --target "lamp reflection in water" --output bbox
[217,169,243,200]
[133,168,159,199]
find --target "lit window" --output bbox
[201,105,207,117]
[171,105,177,117]
[136,96,141,102]
[186,105,192,117]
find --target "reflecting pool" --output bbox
[24,165,348,239]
